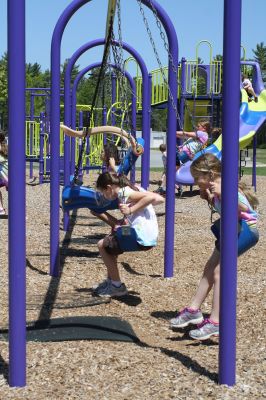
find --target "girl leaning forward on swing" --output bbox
[61,124,164,297]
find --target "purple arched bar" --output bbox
[71,62,137,182]
[52,0,178,278]
[219,0,241,386]
[8,0,26,387]
[50,0,92,276]
[63,38,149,188]
[71,62,136,136]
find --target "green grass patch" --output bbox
[136,167,163,172]
[241,167,266,176]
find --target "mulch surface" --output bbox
[0,171,265,399]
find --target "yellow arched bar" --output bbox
[195,40,213,95]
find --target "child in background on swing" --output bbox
[93,172,164,297]
[170,153,259,340]
[175,120,211,196]
[176,120,211,165]
[154,143,181,196]
[101,142,121,173]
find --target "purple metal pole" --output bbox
[219,0,241,386]
[252,135,257,191]
[50,0,92,276]
[141,0,178,277]
[39,112,45,184]
[130,76,137,184]
[29,93,34,178]
[64,38,149,187]
[102,106,107,125]
[8,0,26,387]
[180,58,186,128]
[78,111,83,179]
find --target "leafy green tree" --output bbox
[61,59,80,86]
[252,42,266,70]
[0,53,8,128]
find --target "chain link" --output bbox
[111,0,134,138]
[136,0,184,130]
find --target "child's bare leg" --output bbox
[189,248,220,315]
[161,173,166,191]
[247,87,256,98]
[97,239,121,281]
[91,211,119,228]
[209,263,220,322]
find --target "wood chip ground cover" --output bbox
[0,172,265,399]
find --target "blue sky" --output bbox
[0,0,265,75]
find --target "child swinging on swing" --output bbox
[93,172,165,297]
[170,153,259,340]
[176,120,211,165]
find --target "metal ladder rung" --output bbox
[193,115,212,118]
[194,104,212,107]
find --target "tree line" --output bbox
[0,42,266,144]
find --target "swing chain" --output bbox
[137,0,208,162]
[111,0,136,175]
[136,0,183,131]
[141,0,196,129]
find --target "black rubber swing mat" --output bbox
[0,316,139,343]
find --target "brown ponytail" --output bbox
[96,172,138,191]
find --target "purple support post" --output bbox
[29,92,34,178]
[8,0,26,387]
[102,106,107,125]
[252,134,257,191]
[64,38,149,187]
[180,58,186,128]
[39,112,45,184]
[130,75,138,184]
[205,65,211,94]
[219,0,241,386]
[141,0,179,277]
[78,111,83,179]
[50,0,92,276]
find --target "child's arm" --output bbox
[176,131,197,139]
[238,201,249,212]
[108,157,117,173]
[238,192,250,212]
[209,178,221,198]
[119,191,164,216]
[200,188,214,203]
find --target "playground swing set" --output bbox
[60,14,146,251]
[6,0,265,390]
